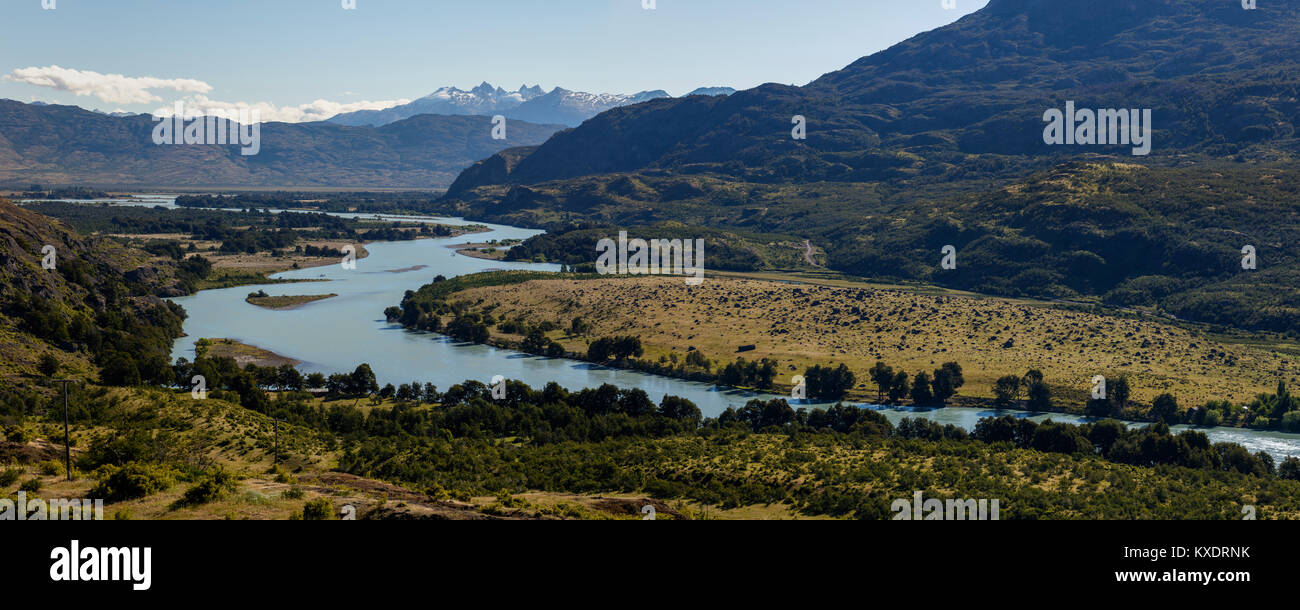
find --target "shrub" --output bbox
[38,354,60,377]
[0,467,22,487]
[281,486,305,500]
[19,478,42,493]
[301,498,335,520]
[177,468,238,507]
[1202,409,1223,428]
[4,426,28,444]
[1282,411,1300,433]
[91,462,176,502]
[37,460,64,476]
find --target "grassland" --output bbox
[447,275,1297,409]
[0,387,674,520]
[112,232,370,279]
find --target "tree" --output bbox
[587,337,615,361]
[277,364,303,391]
[569,317,592,337]
[100,353,141,387]
[38,354,59,377]
[910,371,934,405]
[869,361,894,402]
[1271,380,1297,420]
[719,360,746,386]
[349,364,379,396]
[613,336,643,359]
[1111,376,1131,412]
[804,364,856,400]
[521,329,550,354]
[1026,375,1052,411]
[1088,419,1126,455]
[940,362,964,388]
[618,388,655,417]
[684,349,710,369]
[1151,393,1179,424]
[1084,397,1113,418]
[993,375,1022,407]
[658,395,701,424]
[1031,421,1094,454]
[1280,457,1300,481]
[888,371,910,403]
[931,362,964,404]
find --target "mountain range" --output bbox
[0,99,565,188]
[326,83,736,128]
[435,0,1300,335]
[446,0,1300,192]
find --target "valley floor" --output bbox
[446,274,1296,411]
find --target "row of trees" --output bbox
[587,336,644,361]
[1001,372,1300,432]
[805,363,857,401]
[866,361,965,405]
[716,397,1295,481]
[992,369,1054,410]
[719,357,778,390]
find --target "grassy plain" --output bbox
[449,275,1297,409]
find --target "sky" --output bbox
[0,0,989,122]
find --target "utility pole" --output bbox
[51,379,81,481]
[272,418,286,464]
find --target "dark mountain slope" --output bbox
[450,0,1300,192]
[0,198,190,384]
[0,101,564,188]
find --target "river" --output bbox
[43,195,1291,460]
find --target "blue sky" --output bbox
[0,0,988,121]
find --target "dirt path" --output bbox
[801,240,821,267]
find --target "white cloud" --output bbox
[152,95,411,123]
[4,65,212,105]
[6,65,409,123]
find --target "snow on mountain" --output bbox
[327,83,686,128]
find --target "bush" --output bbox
[4,426,28,444]
[1282,411,1300,433]
[0,467,22,487]
[281,486,305,500]
[301,498,335,520]
[176,469,238,507]
[19,478,42,493]
[38,354,60,377]
[37,460,64,476]
[91,462,176,502]
[1202,409,1223,428]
